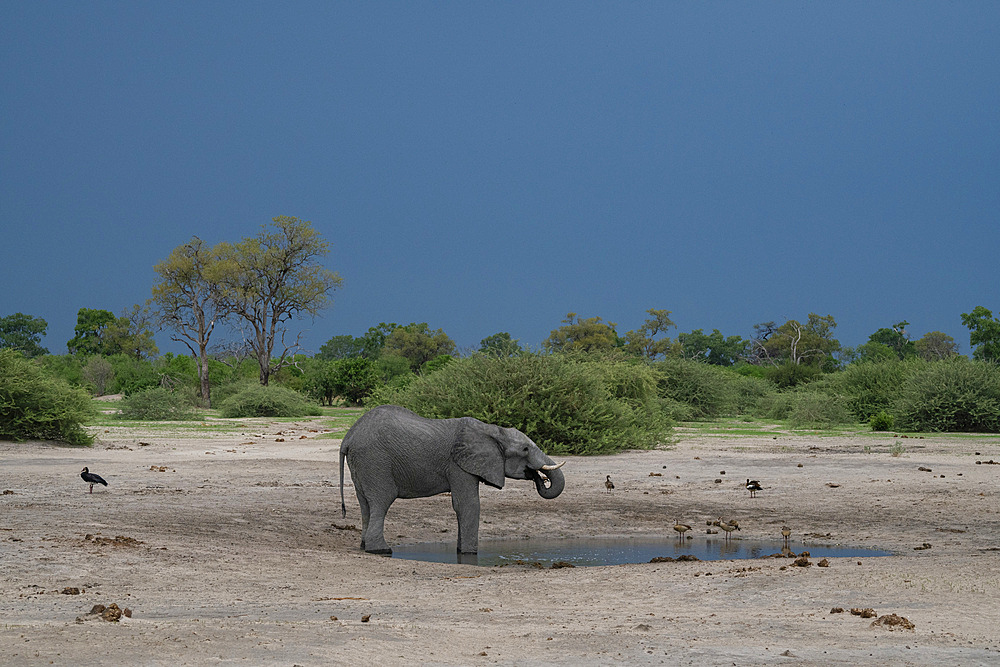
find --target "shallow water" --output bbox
[391,536,892,567]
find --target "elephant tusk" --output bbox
[541,461,565,471]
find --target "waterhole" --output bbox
[392,536,892,567]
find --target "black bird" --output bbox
[746,479,762,498]
[81,467,108,494]
[604,475,615,493]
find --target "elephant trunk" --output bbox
[530,464,565,500]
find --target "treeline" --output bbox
[4,308,1000,452]
[3,215,1000,450]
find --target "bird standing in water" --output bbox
[81,467,108,494]
[604,475,615,493]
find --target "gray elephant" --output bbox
[339,405,566,555]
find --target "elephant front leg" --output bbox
[450,476,481,554]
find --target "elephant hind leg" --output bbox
[361,497,395,555]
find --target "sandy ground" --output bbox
[2,411,1000,666]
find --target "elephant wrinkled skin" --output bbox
[339,405,566,554]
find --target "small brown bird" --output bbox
[746,479,762,498]
[604,475,615,493]
[80,467,108,494]
[781,525,791,545]
[718,518,737,541]
[673,519,692,539]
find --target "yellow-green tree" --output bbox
[150,237,226,405]
[544,313,618,353]
[216,216,343,385]
[622,309,675,359]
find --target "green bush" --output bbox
[893,358,1000,432]
[115,387,196,421]
[825,359,923,421]
[218,384,322,418]
[869,410,895,431]
[0,349,95,445]
[760,362,823,389]
[758,388,852,428]
[727,372,778,415]
[105,354,162,395]
[651,357,737,419]
[370,353,672,455]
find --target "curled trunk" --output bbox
[530,465,565,499]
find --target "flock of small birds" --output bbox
[602,475,789,541]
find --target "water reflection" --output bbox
[392,536,891,567]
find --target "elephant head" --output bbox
[451,418,566,499]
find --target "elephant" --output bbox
[339,404,566,555]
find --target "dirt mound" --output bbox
[872,613,915,630]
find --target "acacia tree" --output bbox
[544,313,618,353]
[150,237,227,405]
[622,308,675,359]
[216,216,343,386]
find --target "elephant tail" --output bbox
[339,442,347,519]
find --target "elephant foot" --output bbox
[365,547,392,556]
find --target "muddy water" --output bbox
[392,536,893,567]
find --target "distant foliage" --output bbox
[824,359,922,421]
[651,357,738,419]
[760,362,823,389]
[370,353,672,455]
[893,358,1000,432]
[0,349,95,446]
[219,384,321,418]
[760,388,852,428]
[115,388,196,421]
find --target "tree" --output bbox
[960,306,1000,361]
[914,331,958,361]
[867,321,916,360]
[478,332,523,358]
[747,321,778,365]
[104,305,159,360]
[759,314,841,368]
[0,313,49,357]
[216,216,343,385]
[383,323,457,371]
[316,334,366,361]
[622,309,675,359]
[67,308,117,355]
[675,328,747,366]
[81,356,115,396]
[544,313,618,353]
[150,236,228,405]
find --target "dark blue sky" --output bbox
[3,2,998,357]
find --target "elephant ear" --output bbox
[451,419,506,489]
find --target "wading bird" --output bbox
[746,479,762,498]
[80,467,108,494]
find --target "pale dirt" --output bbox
[2,412,1000,666]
